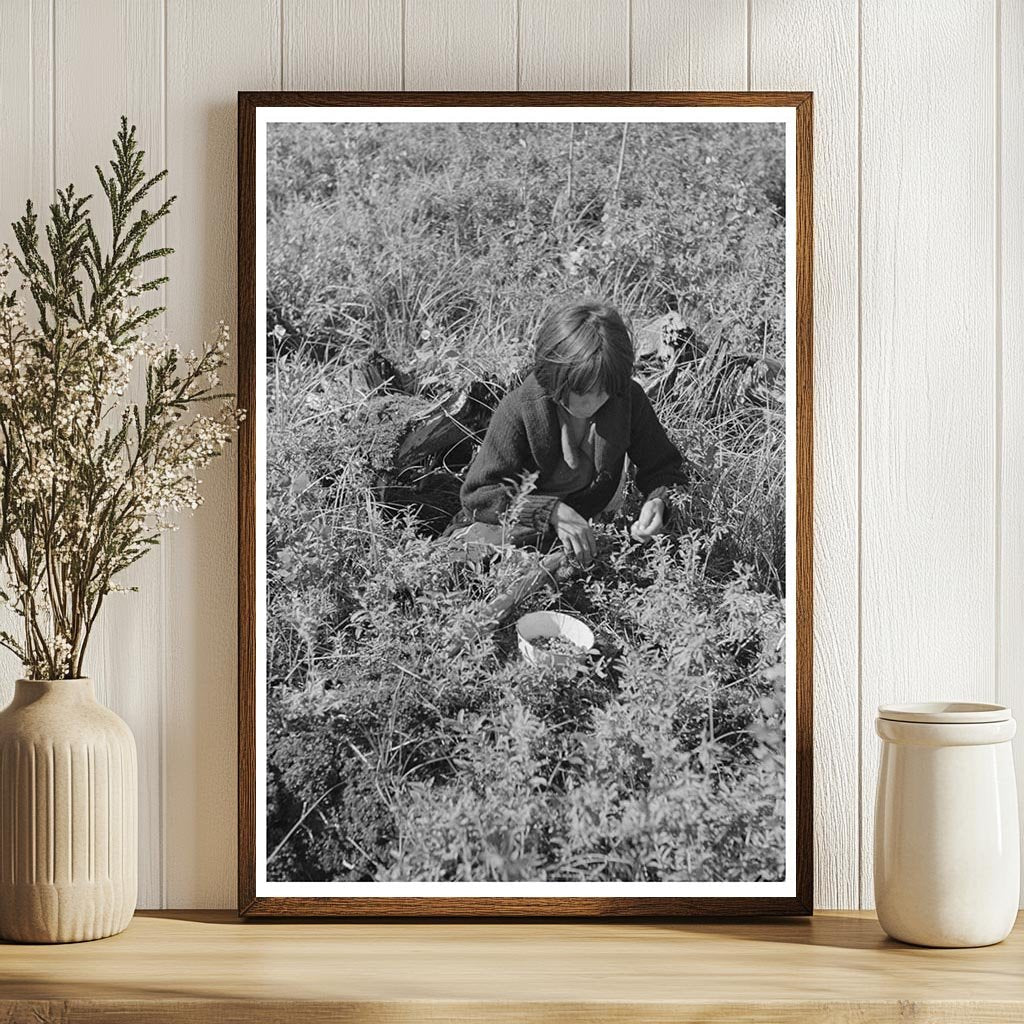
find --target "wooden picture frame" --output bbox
[238,91,813,917]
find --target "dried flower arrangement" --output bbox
[0,117,244,679]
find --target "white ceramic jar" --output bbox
[874,702,1019,947]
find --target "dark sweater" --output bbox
[450,371,688,537]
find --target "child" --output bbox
[443,298,689,564]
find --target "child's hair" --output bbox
[532,298,634,403]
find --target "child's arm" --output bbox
[459,393,559,535]
[626,381,689,538]
[627,380,689,498]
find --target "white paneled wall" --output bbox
[0,0,1018,910]
[1006,0,1024,900]
[750,0,860,913]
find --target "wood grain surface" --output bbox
[2,910,1024,1023]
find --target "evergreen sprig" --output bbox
[0,116,244,679]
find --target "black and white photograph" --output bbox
[245,99,807,911]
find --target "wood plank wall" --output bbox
[0,0,1016,911]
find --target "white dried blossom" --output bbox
[0,239,245,679]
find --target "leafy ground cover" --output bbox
[266,120,787,883]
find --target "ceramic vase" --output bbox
[0,677,137,943]
[874,701,1019,948]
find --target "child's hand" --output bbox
[550,501,596,564]
[630,497,666,543]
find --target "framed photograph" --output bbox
[238,91,812,917]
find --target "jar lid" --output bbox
[877,701,1011,724]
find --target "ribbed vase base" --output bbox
[0,678,138,945]
[0,880,135,943]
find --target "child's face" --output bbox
[560,388,609,418]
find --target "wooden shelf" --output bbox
[2,909,1022,1022]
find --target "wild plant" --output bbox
[266,120,787,882]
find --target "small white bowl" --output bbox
[516,611,595,669]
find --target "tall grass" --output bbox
[265,120,788,883]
